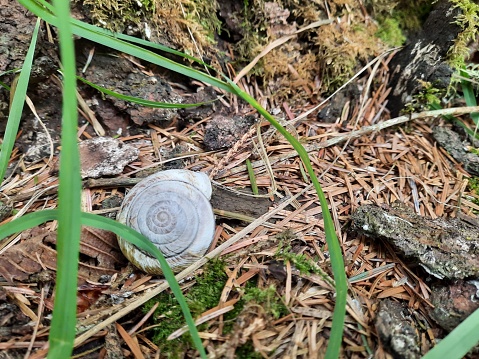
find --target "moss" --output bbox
[82,0,155,33]
[142,260,289,356]
[468,147,479,156]
[447,0,479,69]
[401,80,445,114]
[81,0,220,58]
[367,0,434,35]
[236,341,263,359]
[313,18,382,93]
[275,238,322,275]
[243,284,288,319]
[233,0,267,64]
[468,177,479,210]
[376,17,406,46]
[468,177,479,191]
[142,259,229,357]
[230,0,387,98]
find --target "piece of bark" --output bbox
[211,186,271,219]
[375,299,421,359]
[350,202,479,279]
[387,0,462,116]
[79,137,139,179]
[430,280,479,332]
[433,126,479,176]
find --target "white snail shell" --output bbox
[117,169,216,275]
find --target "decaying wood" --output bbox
[387,0,462,116]
[351,202,479,280]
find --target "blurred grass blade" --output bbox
[460,69,479,126]
[0,210,58,236]
[225,78,348,358]
[246,159,259,195]
[48,0,82,357]
[0,18,40,184]
[0,210,206,358]
[78,76,214,108]
[422,307,479,359]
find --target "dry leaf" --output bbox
[0,226,126,284]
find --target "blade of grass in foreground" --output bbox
[47,0,82,357]
[0,210,59,235]
[422,307,479,359]
[47,2,205,357]
[0,210,207,358]
[246,159,259,195]
[0,18,40,184]
[79,213,207,357]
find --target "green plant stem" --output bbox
[246,159,259,195]
[47,0,81,357]
[15,1,347,356]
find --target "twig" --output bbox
[218,106,479,178]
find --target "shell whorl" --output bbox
[117,170,215,275]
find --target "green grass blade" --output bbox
[246,159,259,195]
[0,18,40,183]
[16,2,348,356]
[47,0,82,357]
[0,69,21,78]
[226,79,348,358]
[78,76,214,108]
[460,69,479,126]
[422,307,479,359]
[0,210,58,237]
[0,210,206,358]
[0,81,11,91]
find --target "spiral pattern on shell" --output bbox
[117,170,215,275]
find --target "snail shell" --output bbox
[117,169,215,275]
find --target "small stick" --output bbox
[219,106,479,178]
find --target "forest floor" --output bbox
[1,1,479,358]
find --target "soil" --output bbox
[2,1,479,359]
